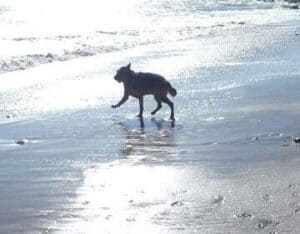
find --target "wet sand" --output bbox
[1,22,300,233]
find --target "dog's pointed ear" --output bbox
[127,62,131,70]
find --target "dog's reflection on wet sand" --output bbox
[137,117,175,129]
[116,118,178,162]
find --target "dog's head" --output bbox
[114,63,132,83]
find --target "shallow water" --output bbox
[0,0,299,73]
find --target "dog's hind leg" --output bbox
[137,96,144,118]
[151,96,162,115]
[162,96,174,120]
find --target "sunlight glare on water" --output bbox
[2,0,292,38]
[58,163,208,234]
[4,0,142,35]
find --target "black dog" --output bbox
[112,63,177,120]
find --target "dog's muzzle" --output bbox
[114,75,121,83]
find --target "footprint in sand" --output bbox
[288,184,298,197]
[288,184,296,190]
[170,201,184,207]
[235,212,252,219]
[212,195,224,204]
[261,194,272,202]
[288,201,300,214]
[293,207,300,214]
[82,201,90,205]
[255,219,279,230]
[125,217,136,222]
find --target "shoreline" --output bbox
[1,7,300,75]
[1,20,299,120]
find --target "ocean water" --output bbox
[1,1,300,234]
[0,0,299,74]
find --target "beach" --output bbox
[1,1,300,233]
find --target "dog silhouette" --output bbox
[112,63,177,120]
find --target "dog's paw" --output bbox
[111,105,118,108]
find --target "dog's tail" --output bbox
[167,82,177,97]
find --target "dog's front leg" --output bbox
[137,96,144,118]
[111,93,129,108]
